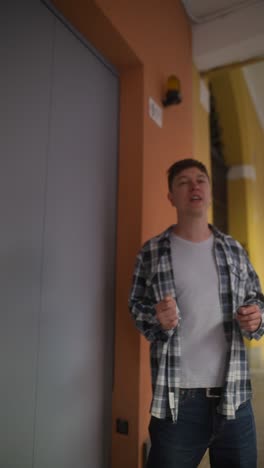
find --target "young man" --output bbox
[129,159,264,468]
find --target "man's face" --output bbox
[168,167,211,219]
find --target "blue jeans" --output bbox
[147,389,257,468]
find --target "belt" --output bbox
[205,387,222,398]
[179,387,222,399]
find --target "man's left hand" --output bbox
[236,304,262,333]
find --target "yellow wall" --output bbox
[241,83,264,283]
[208,67,264,349]
[193,64,264,352]
[192,67,210,166]
[208,70,249,247]
[209,68,264,280]
[192,66,212,220]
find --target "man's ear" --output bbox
[167,192,174,206]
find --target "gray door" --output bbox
[1,2,118,467]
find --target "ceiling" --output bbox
[181,0,264,128]
[181,0,262,25]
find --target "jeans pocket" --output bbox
[236,399,253,419]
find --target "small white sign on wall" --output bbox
[149,97,163,128]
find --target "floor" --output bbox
[199,345,264,468]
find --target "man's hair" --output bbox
[167,158,209,191]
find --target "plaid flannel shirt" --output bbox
[129,225,264,422]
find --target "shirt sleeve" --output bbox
[239,251,264,341]
[128,252,170,342]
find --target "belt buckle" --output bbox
[206,388,219,398]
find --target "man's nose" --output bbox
[190,180,198,189]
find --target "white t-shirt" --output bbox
[170,232,229,388]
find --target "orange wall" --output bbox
[50,1,192,467]
[95,0,193,238]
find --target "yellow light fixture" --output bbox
[162,75,182,107]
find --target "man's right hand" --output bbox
[155,295,179,330]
